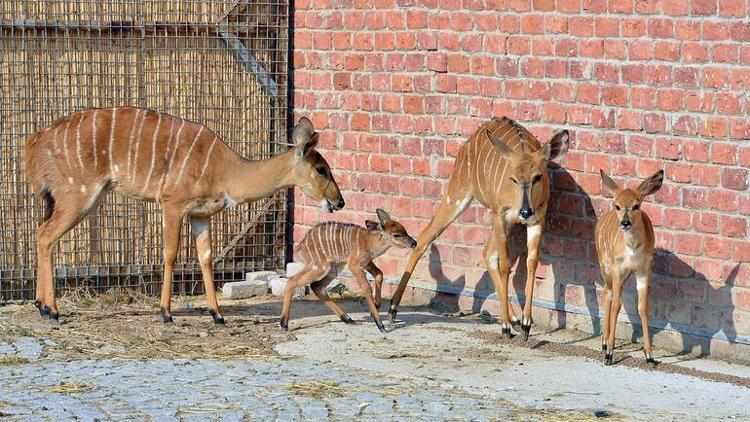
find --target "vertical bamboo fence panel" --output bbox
[0,1,289,301]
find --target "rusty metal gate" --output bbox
[0,1,290,300]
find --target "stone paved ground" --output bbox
[1,297,748,421]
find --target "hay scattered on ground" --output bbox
[287,380,346,399]
[0,355,29,365]
[46,382,97,394]
[0,289,284,362]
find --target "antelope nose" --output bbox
[519,209,533,220]
[409,238,417,248]
[620,220,632,230]
[336,197,345,210]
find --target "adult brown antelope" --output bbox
[24,107,344,323]
[596,169,664,366]
[280,209,416,332]
[389,117,569,340]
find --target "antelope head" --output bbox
[486,128,569,224]
[600,169,664,231]
[290,117,345,213]
[365,209,417,249]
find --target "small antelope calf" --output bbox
[595,169,664,366]
[280,209,416,333]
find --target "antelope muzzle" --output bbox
[519,182,534,221]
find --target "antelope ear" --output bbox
[637,170,664,197]
[365,220,380,231]
[295,132,319,160]
[375,208,392,226]
[600,169,620,196]
[292,116,314,146]
[543,129,569,161]
[485,129,516,159]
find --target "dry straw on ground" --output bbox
[0,288,281,361]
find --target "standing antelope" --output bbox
[25,108,344,323]
[596,169,664,366]
[280,209,416,332]
[389,117,569,340]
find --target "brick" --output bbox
[713,143,737,165]
[223,279,269,299]
[691,0,717,15]
[722,168,749,190]
[663,0,689,15]
[720,0,746,16]
[721,215,748,238]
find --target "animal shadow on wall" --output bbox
[625,251,740,358]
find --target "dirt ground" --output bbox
[1,290,748,420]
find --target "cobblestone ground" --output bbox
[1,297,748,421]
[0,341,536,420]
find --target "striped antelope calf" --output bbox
[280,209,416,333]
[389,117,569,340]
[24,108,344,322]
[596,169,664,366]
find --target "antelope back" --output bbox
[24,107,224,200]
[298,222,365,264]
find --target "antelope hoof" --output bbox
[602,344,607,352]
[646,357,658,367]
[340,314,355,324]
[520,324,531,341]
[604,353,613,366]
[501,327,514,339]
[375,319,388,333]
[160,309,174,324]
[280,318,289,332]
[46,309,60,322]
[209,310,225,325]
[388,305,398,324]
[35,301,49,317]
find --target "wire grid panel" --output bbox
[0,1,290,301]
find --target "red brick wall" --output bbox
[291,0,749,352]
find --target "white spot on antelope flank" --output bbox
[68,177,74,184]
[80,185,87,193]
[487,252,499,269]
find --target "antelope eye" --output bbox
[633,204,640,211]
[532,174,542,184]
[392,233,402,238]
[615,205,621,211]
[510,177,519,185]
[315,167,327,176]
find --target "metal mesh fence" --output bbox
[0,1,289,301]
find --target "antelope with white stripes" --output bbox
[389,117,569,340]
[280,209,416,332]
[596,169,664,366]
[24,107,344,322]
